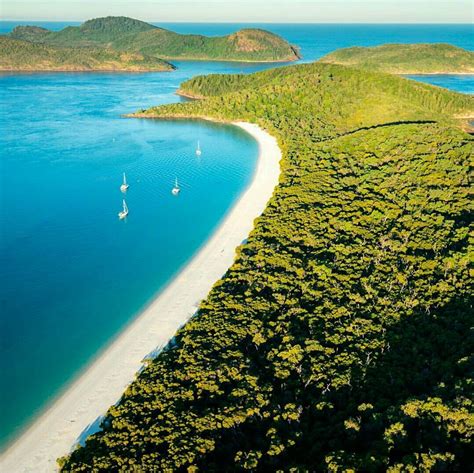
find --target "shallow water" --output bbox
[0,23,472,449]
[0,73,259,447]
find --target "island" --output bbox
[3,16,300,72]
[0,36,175,72]
[56,63,473,472]
[318,43,474,74]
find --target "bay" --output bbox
[0,22,472,449]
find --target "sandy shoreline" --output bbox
[0,121,281,473]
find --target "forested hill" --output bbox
[319,43,474,74]
[61,64,473,471]
[0,36,175,72]
[9,16,300,63]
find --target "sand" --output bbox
[0,122,281,472]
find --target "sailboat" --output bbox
[195,140,202,156]
[118,199,129,219]
[120,172,129,193]
[171,177,180,195]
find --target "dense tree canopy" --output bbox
[318,43,474,74]
[0,36,175,72]
[61,63,473,471]
[8,17,300,65]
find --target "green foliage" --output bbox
[10,25,50,42]
[80,16,156,35]
[9,16,300,64]
[61,62,473,471]
[0,36,174,71]
[319,43,474,74]
[112,28,300,62]
[173,63,473,132]
[10,17,154,46]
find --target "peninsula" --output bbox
[60,63,473,471]
[319,43,474,74]
[4,16,300,71]
[0,36,175,72]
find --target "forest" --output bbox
[318,43,474,74]
[7,16,300,65]
[0,36,174,72]
[61,63,473,471]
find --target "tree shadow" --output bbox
[296,294,473,471]
[74,415,104,449]
[194,294,472,471]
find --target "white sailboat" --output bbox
[120,172,129,193]
[171,177,180,195]
[195,140,202,156]
[118,199,129,219]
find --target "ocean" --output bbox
[0,22,472,449]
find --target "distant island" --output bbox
[2,16,300,71]
[0,36,175,72]
[319,43,474,74]
[60,62,473,472]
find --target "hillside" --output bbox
[174,63,473,131]
[9,16,301,63]
[9,25,50,42]
[61,64,473,471]
[319,43,474,74]
[112,28,301,62]
[0,36,174,72]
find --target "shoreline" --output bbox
[0,56,299,74]
[0,121,281,473]
[159,56,300,63]
[400,71,474,76]
[176,89,206,100]
[0,68,175,73]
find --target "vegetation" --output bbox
[0,36,175,72]
[61,63,473,471]
[319,43,474,74]
[9,25,51,42]
[9,16,300,64]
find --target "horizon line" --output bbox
[1,19,474,25]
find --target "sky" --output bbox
[1,0,473,23]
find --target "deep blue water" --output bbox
[0,23,473,449]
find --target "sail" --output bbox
[123,173,127,185]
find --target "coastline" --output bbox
[176,89,206,100]
[0,121,281,473]
[400,71,474,76]
[157,55,300,63]
[0,55,298,73]
[0,67,175,73]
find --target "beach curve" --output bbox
[0,121,281,472]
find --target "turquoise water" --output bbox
[0,73,259,447]
[0,24,472,449]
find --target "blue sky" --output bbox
[1,0,473,22]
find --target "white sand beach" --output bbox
[0,122,281,473]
